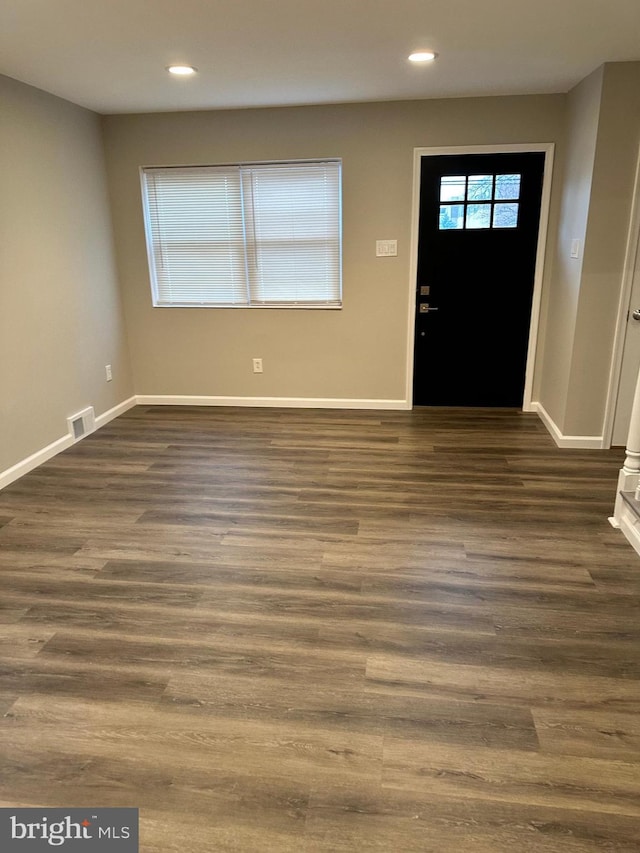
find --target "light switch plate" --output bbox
[376,240,398,257]
[570,238,581,259]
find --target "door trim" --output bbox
[406,143,555,409]
[602,142,640,448]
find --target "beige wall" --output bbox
[536,67,603,433]
[0,75,133,474]
[102,95,565,403]
[564,62,640,436]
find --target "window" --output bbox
[439,173,521,230]
[141,160,342,308]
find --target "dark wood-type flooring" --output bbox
[1,405,640,852]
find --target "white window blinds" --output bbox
[141,160,342,308]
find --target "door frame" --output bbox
[405,143,556,409]
[602,142,640,448]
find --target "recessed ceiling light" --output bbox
[408,51,437,63]
[166,65,197,76]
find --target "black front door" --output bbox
[413,152,545,407]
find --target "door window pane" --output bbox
[495,174,521,200]
[436,172,522,231]
[493,203,519,228]
[440,176,466,202]
[439,205,465,230]
[467,175,493,201]
[466,203,492,229]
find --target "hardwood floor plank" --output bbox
[366,655,640,712]
[0,570,206,607]
[0,748,310,851]
[36,630,367,687]
[304,786,640,853]
[137,508,360,536]
[0,624,56,660]
[492,605,640,642]
[0,656,169,702]
[96,559,356,593]
[162,672,537,749]
[2,695,382,788]
[329,625,640,679]
[589,566,640,593]
[382,738,640,816]
[533,708,640,761]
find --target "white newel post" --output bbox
[610,365,640,554]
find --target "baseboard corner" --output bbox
[531,401,604,449]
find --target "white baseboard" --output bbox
[0,395,137,492]
[0,434,75,491]
[135,395,411,411]
[531,401,605,449]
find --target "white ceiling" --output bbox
[1,0,640,115]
